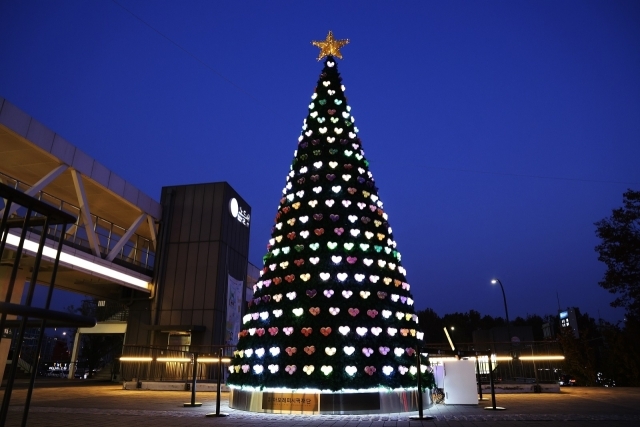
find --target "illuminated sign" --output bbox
[229,197,250,227]
[559,311,570,328]
[262,392,319,412]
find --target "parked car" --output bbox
[558,374,575,386]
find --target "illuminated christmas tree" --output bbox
[228,32,433,393]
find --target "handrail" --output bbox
[0,171,155,270]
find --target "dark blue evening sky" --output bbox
[1,1,639,322]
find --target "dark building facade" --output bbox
[124,182,251,350]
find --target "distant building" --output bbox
[559,307,580,338]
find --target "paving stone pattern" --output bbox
[3,381,640,427]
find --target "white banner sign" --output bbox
[226,274,244,346]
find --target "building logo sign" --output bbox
[229,198,250,227]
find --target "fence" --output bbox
[119,345,234,383]
[427,340,565,383]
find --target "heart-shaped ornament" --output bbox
[325,347,336,356]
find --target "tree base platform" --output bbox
[229,387,432,414]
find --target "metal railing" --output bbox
[119,345,234,383]
[77,299,129,322]
[427,340,565,383]
[0,171,155,270]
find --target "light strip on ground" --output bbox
[156,357,191,362]
[6,233,150,290]
[120,357,153,362]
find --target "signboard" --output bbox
[262,392,319,412]
[225,275,243,346]
[229,197,250,227]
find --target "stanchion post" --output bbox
[409,346,434,421]
[184,353,202,407]
[484,354,506,410]
[206,348,229,417]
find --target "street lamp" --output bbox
[491,279,511,345]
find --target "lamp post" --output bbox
[491,279,511,346]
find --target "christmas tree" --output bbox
[228,32,433,393]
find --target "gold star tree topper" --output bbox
[312,31,349,61]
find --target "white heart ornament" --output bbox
[342,290,353,298]
[325,199,335,207]
[343,346,355,355]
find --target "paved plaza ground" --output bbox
[2,380,639,427]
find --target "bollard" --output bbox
[409,347,435,421]
[206,348,229,417]
[484,355,506,410]
[184,353,202,407]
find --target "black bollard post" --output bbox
[476,354,485,400]
[484,354,505,410]
[409,347,435,421]
[206,348,229,417]
[184,353,202,407]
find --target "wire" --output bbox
[110,0,265,108]
[426,166,640,186]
